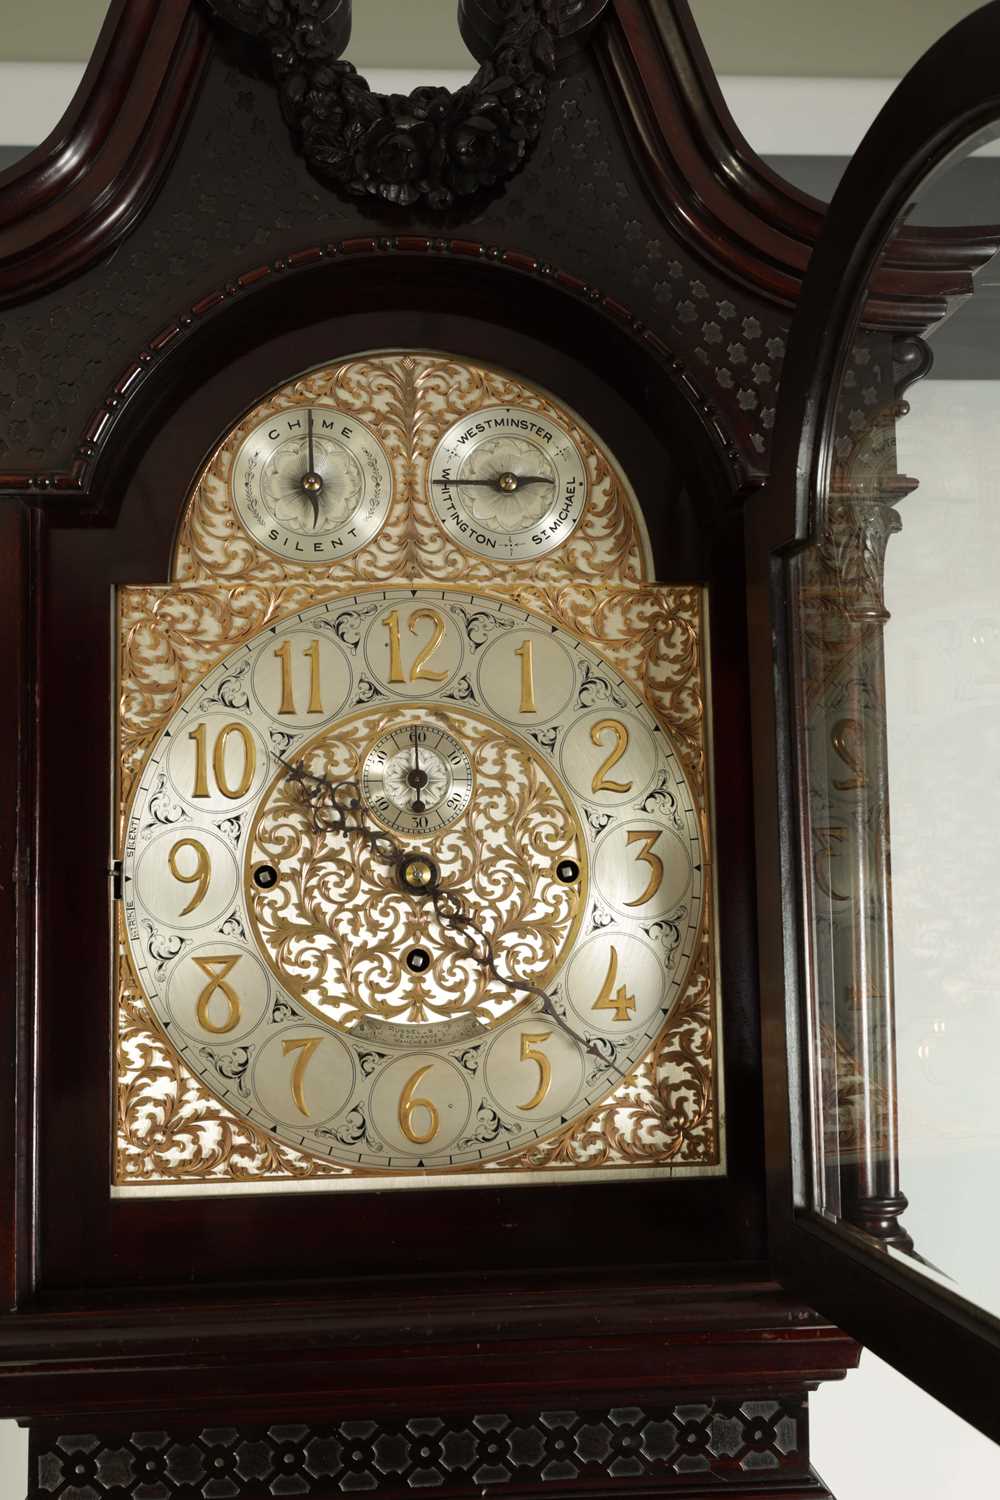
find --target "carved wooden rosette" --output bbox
[793,412,913,1244]
[114,579,719,1186]
[173,351,650,588]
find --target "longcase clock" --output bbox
[3,2,1000,1496]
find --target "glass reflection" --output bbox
[795,126,1000,1320]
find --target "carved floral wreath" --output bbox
[205,0,560,209]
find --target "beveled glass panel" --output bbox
[793,130,1000,1319]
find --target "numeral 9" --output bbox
[167,838,211,916]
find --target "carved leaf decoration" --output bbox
[205,0,560,210]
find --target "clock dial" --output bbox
[361,722,475,835]
[117,583,716,1184]
[428,404,588,561]
[230,404,392,563]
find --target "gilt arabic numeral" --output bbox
[168,838,211,916]
[592,946,636,1023]
[399,1063,439,1144]
[590,718,633,794]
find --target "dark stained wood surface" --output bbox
[0,0,210,308]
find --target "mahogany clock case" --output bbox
[20,258,765,1299]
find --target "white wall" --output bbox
[813,1350,1000,1495]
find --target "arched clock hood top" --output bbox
[0,0,994,499]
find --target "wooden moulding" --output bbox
[0,0,995,326]
[0,1278,859,1422]
[0,0,211,309]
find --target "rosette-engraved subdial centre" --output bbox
[428,404,588,561]
[230,405,392,563]
[362,722,474,835]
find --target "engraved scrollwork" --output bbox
[140,920,188,980]
[459,1106,516,1151]
[198,658,252,711]
[146,773,185,827]
[528,726,559,753]
[219,909,247,940]
[172,354,650,590]
[454,605,515,650]
[215,814,243,847]
[317,1106,383,1153]
[443,675,477,705]
[353,676,385,705]
[577,660,628,711]
[247,707,586,1028]
[585,809,613,837]
[644,918,681,963]
[589,901,614,930]
[639,771,681,828]
[201,1044,254,1100]
[319,603,380,653]
[269,728,297,758]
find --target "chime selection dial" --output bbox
[428,404,588,561]
[230,405,392,563]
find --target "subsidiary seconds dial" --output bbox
[428,404,588,561]
[362,721,474,835]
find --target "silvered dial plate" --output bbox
[428,404,588,561]
[119,586,705,1177]
[231,405,392,563]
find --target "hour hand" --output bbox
[432,473,554,493]
[301,409,323,526]
[431,478,504,488]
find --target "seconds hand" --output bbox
[410,724,426,815]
